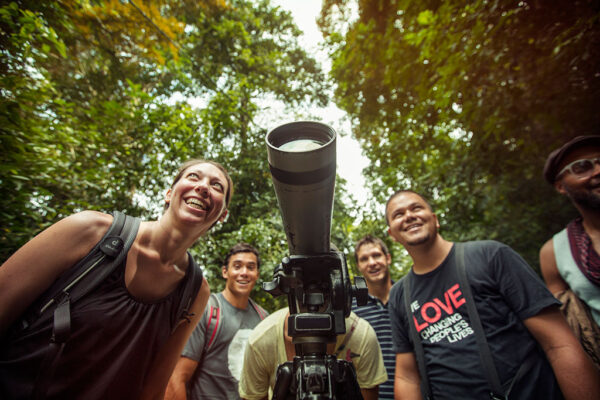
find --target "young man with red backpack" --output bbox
[166,243,268,400]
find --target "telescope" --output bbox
[263,121,368,400]
[265,121,336,255]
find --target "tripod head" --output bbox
[263,253,368,349]
[263,122,368,399]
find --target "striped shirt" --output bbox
[352,295,395,399]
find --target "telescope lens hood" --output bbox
[266,121,337,255]
[267,121,335,177]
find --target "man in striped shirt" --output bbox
[352,235,395,399]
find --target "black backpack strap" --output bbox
[403,274,433,400]
[455,243,506,400]
[503,349,537,398]
[33,212,139,319]
[32,211,140,400]
[457,242,538,399]
[172,255,204,333]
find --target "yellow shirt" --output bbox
[239,308,387,399]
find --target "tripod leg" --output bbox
[332,359,363,400]
[273,361,294,400]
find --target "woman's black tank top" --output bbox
[0,256,201,400]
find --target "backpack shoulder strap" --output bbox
[455,242,505,400]
[204,293,222,353]
[32,211,140,400]
[334,313,359,358]
[402,273,433,400]
[34,211,140,325]
[59,212,139,305]
[249,298,267,320]
[172,255,204,333]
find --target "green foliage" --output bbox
[0,0,351,313]
[320,0,595,271]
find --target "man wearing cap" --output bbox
[540,135,600,369]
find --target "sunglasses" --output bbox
[557,157,600,179]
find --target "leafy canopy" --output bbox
[319,0,597,269]
[1,0,356,312]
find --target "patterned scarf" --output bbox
[567,217,600,287]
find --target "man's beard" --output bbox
[406,232,433,246]
[564,182,600,210]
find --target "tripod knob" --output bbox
[263,263,285,297]
[352,276,369,306]
[262,276,283,297]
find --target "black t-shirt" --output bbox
[388,241,563,400]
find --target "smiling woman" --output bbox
[0,159,233,400]
[165,159,234,212]
[164,160,232,232]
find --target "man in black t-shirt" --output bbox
[385,189,599,400]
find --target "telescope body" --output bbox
[266,121,336,255]
[265,121,368,400]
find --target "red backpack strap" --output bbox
[204,294,221,352]
[249,298,266,320]
[334,313,359,358]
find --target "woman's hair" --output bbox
[166,159,234,210]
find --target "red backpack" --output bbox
[204,293,267,352]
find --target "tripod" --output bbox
[272,339,363,399]
[263,253,368,400]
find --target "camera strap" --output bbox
[456,243,536,400]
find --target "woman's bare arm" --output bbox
[0,211,111,334]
